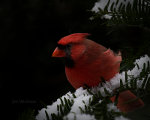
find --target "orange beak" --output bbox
[52,47,66,57]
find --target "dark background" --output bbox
[1,0,150,120]
[0,0,102,119]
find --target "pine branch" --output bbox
[91,0,150,27]
[36,55,150,120]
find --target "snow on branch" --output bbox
[36,55,150,120]
[91,0,134,13]
[90,0,148,20]
[92,55,150,96]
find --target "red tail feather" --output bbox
[111,90,144,112]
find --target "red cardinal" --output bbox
[52,33,144,112]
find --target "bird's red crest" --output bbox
[58,33,90,45]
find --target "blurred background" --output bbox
[0,0,100,119]
[1,0,150,120]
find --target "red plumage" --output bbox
[52,33,144,112]
[58,33,90,45]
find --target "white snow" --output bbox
[91,0,134,19]
[115,116,130,120]
[64,113,96,120]
[36,92,74,120]
[70,94,93,114]
[91,0,134,13]
[107,103,120,112]
[36,108,47,120]
[74,87,88,97]
[102,14,112,19]
[36,55,150,120]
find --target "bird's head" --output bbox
[52,33,90,67]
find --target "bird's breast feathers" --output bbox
[65,49,122,88]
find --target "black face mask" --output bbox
[57,44,75,68]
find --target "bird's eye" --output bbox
[57,44,66,50]
[57,44,71,50]
[66,44,71,49]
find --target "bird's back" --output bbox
[65,40,122,89]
